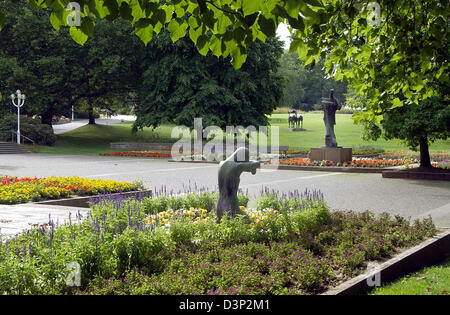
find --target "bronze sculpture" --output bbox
[215,148,260,221]
[322,89,341,147]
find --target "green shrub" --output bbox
[0,189,438,295]
[142,191,248,214]
[0,114,56,145]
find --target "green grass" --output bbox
[268,113,450,152]
[369,258,450,295]
[32,122,176,155]
[32,113,450,155]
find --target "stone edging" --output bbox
[322,229,450,295]
[382,170,450,181]
[34,190,153,208]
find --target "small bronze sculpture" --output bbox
[321,89,341,147]
[215,147,260,221]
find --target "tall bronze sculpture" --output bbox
[308,89,352,163]
[321,89,341,147]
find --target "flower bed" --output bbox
[0,188,437,295]
[0,175,141,204]
[278,157,406,168]
[100,151,172,158]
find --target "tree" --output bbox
[0,3,72,125]
[62,18,145,125]
[279,52,347,110]
[290,1,448,166]
[134,30,284,131]
[1,0,447,157]
[0,1,144,126]
[381,96,449,169]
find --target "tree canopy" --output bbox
[134,30,284,131]
[0,1,144,125]
[1,1,446,114]
[279,52,347,111]
[0,0,448,161]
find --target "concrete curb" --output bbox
[34,190,153,208]
[382,169,450,181]
[168,159,220,164]
[322,229,450,295]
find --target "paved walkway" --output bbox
[0,154,449,238]
[0,204,89,239]
[53,115,136,134]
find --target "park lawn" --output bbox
[32,113,450,155]
[32,122,176,155]
[268,113,450,152]
[369,258,450,295]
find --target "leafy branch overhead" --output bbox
[0,0,448,115]
[9,0,322,70]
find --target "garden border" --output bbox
[322,228,450,295]
[167,159,399,174]
[34,189,153,208]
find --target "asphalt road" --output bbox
[1,153,449,228]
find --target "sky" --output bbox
[276,23,292,50]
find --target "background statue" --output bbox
[215,147,260,221]
[288,109,303,128]
[321,89,341,147]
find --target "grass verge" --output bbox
[369,258,450,295]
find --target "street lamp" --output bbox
[10,90,26,144]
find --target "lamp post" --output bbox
[10,90,26,144]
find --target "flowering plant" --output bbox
[279,157,406,168]
[0,175,140,204]
[100,151,171,158]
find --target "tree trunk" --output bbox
[419,135,432,169]
[88,106,96,125]
[41,108,53,126]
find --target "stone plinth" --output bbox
[309,147,352,164]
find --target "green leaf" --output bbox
[189,25,203,44]
[392,98,403,108]
[196,35,209,56]
[69,26,89,45]
[135,18,153,45]
[0,12,3,31]
[209,35,222,57]
[168,18,188,42]
[231,46,247,70]
[81,18,95,38]
[242,0,260,17]
[285,0,302,19]
[303,0,322,7]
[258,15,276,38]
[50,11,62,31]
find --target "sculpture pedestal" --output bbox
[309,147,352,164]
